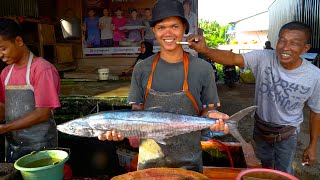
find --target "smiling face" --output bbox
[88,9,95,17]
[139,43,146,54]
[131,10,137,19]
[276,29,311,70]
[152,16,186,53]
[144,9,151,19]
[115,9,122,17]
[0,36,25,65]
[103,9,109,16]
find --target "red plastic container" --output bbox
[236,168,299,180]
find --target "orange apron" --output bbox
[138,52,203,172]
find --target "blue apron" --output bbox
[4,52,58,162]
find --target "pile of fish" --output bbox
[57,106,257,144]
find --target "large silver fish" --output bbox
[57,106,257,143]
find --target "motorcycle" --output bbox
[200,54,219,82]
[209,61,219,82]
[223,65,239,88]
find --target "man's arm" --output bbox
[187,34,245,68]
[303,110,320,165]
[0,107,52,134]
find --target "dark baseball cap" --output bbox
[151,0,189,34]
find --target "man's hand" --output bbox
[186,34,209,54]
[303,110,320,166]
[206,110,229,134]
[98,130,124,141]
[303,144,317,165]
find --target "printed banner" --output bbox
[82,0,198,56]
[83,46,197,55]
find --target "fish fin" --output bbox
[227,106,257,122]
[154,138,167,145]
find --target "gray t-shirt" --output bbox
[242,50,320,127]
[99,16,112,39]
[128,53,220,111]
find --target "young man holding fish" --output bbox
[0,18,60,162]
[187,21,320,174]
[99,0,229,173]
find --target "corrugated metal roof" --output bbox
[269,0,320,50]
[233,11,269,32]
[303,0,320,50]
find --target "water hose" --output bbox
[207,139,234,168]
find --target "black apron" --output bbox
[4,52,58,163]
[138,52,203,172]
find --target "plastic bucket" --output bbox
[236,168,299,180]
[14,150,69,180]
[98,68,110,80]
[60,18,81,39]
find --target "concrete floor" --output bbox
[59,80,320,179]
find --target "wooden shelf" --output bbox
[21,21,75,65]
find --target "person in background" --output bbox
[111,7,127,47]
[187,21,320,174]
[99,8,113,47]
[0,18,60,162]
[124,41,154,75]
[99,0,229,173]
[136,41,154,64]
[126,9,144,44]
[142,8,156,45]
[183,0,197,34]
[264,40,274,50]
[83,9,100,48]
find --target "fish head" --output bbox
[57,119,100,137]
